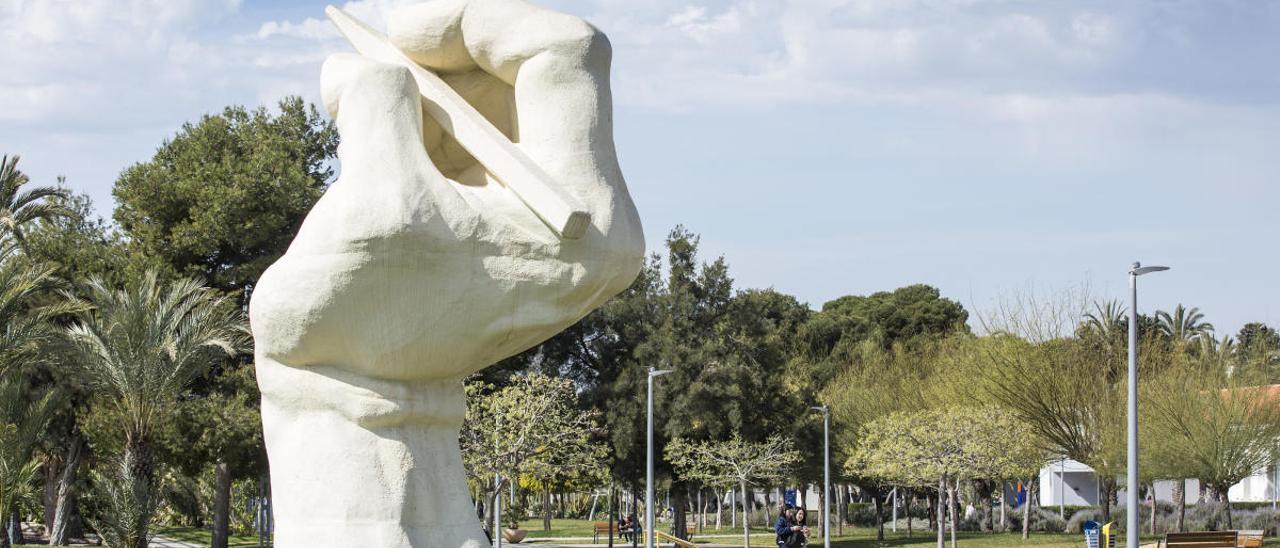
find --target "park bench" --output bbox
[593,521,620,543]
[1238,530,1263,548]
[1164,531,1238,547]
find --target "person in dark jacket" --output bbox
[776,506,802,547]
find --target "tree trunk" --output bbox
[936,476,945,548]
[927,491,937,531]
[124,435,155,487]
[947,481,957,548]
[764,488,774,524]
[123,434,154,548]
[999,483,1005,532]
[714,487,722,530]
[870,486,884,541]
[49,435,83,546]
[481,489,493,536]
[212,460,231,548]
[817,483,824,540]
[731,487,736,528]
[1174,478,1186,533]
[543,487,553,531]
[44,454,59,535]
[837,485,846,536]
[1021,477,1032,540]
[608,486,616,548]
[1219,487,1233,530]
[1101,476,1114,524]
[740,480,750,548]
[906,490,913,538]
[672,484,688,540]
[974,480,993,533]
[701,489,711,530]
[1148,482,1156,536]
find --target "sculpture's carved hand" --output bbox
[250,0,643,382]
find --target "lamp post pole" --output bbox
[494,412,503,548]
[1127,261,1169,548]
[494,473,502,548]
[647,367,672,548]
[812,405,830,548]
[1059,457,1065,520]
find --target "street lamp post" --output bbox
[495,413,503,548]
[1059,457,1065,520]
[494,473,502,548]
[1128,261,1169,548]
[811,406,831,548]
[647,367,672,548]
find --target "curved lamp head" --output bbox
[1130,262,1170,276]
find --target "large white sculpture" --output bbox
[247,0,643,545]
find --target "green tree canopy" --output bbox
[667,433,801,547]
[112,97,337,296]
[1144,357,1280,529]
[461,373,605,530]
[821,284,969,348]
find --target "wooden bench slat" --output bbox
[1165,530,1238,548]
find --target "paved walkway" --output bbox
[149,536,205,548]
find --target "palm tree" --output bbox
[1081,300,1127,341]
[0,378,57,548]
[0,241,79,378]
[64,271,247,548]
[1198,335,1237,371]
[1156,304,1215,343]
[0,155,75,241]
[0,237,79,546]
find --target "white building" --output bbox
[1038,459,1280,506]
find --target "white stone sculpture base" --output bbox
[257,361,488,548]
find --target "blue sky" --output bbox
[1,0,1277,335]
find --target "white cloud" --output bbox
[256,18,335,41]
[664,4,749,44]
[247,0,419,42]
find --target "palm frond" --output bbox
[0,154,80,241]
[63,270,249,438]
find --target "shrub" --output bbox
[848,503,881,527]
[1030,508,1067,532]
[1065,508,1103,533]
[1233,508,1279,534]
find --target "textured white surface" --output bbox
[248,0,643,545]
[325,6,591,240]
